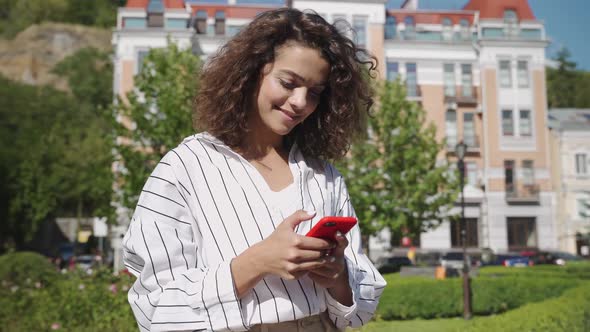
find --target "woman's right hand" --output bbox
[231,210,334,298]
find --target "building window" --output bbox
[123,17,147,29]
[406,63,418,97]
[353,16,367,48]
[404,16,415,39]
[215,11,225,35]
[578,199,589,218]
[166,18,187,29]
[466,162,478,186]
[442,17,453,40]
[443,63,455,97]
[461,64,473,97]
[507,217,537,250]
[463,112,476,147]
[576,153,588,175]
[385,16,396,39]
[504,160,515,193]
[502,109,514,136]
[519,110,532,136]
[195,10,207,34]
[387,62,399,81]
[445,110,457,147]
[136,50,149,74]
[451,218,478,248]
[499,60,512,88]
[522,160,535,185]
[459,18,470,40]
[517,60,529,88]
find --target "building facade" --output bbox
[112,0,558,265]
[548,109,590,256]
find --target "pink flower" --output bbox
[122,284,129,292]
[109,283,117,294]
[35,282,42,289]
[51,322,60,330]
[78,284,85,290]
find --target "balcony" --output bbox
[505,183,540,204]
[444,86,478,105]
[446,136,480,155]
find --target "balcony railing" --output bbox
[505,183,540,204]
[446,136,480,154]
[444,86,478,105]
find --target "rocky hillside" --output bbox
[0,22,111,91]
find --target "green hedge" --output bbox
[378,272,580,320]
[0,253,136,331]
[464,282,590,331]
[478,262,590,280]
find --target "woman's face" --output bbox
[252,43,330,138]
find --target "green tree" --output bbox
[0,47,114,250]
[547,48,578,108]
[339,80,459,246]
[114,42,201,210]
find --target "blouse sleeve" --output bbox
[122,153,247,332]
[323,166,387,329]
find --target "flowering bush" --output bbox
[0,252,137,331]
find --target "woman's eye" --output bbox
[279,79,296,89]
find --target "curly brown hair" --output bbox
[194,8,377,160]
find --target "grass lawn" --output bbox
[349,317,474,332]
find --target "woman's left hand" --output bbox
[307,231,352,303]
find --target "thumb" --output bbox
[281,210,316,230]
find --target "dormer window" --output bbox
[195,10,207,34]
[442,17,452,40]
[504,9,518,23]
[215,11,225,36]
[504,9,519,37]
[404,16,415,39]
[459,19,470,40]
[147,0,164,28]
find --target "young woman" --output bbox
[123,8,386,332]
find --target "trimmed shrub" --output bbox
[479,262,590,280]
[464,282,590,331]
[378,274,579,320]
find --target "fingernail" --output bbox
[335,231,343,237]
[329,256,336,263]
[305,210,316,216]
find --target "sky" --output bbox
[195,0,589,70]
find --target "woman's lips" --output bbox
[276,107,298,121]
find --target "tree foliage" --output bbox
[547,47,590,109]
[338,80,459,242]
[114,42,201,210]
[0,47,113,250]
[0,0,123,38]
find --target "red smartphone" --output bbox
[305,216,357,241]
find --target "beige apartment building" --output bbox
[112,0,558,265]
[549,109,590,256]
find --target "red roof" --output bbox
[463,0,536,20]
[126,0,184,9]
[387,11,475,25]
[190,5,279,19]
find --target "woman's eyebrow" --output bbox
[278,69,326,87]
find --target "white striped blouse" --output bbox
[122,132,386,332]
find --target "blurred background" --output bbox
[0,0,589,331]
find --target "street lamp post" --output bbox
[455,141,472,320]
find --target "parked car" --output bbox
[440,252,472,270]
[487,253,532,267]
[378,256,413,274]
[520,250,583,266]
[72,255,96,272]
